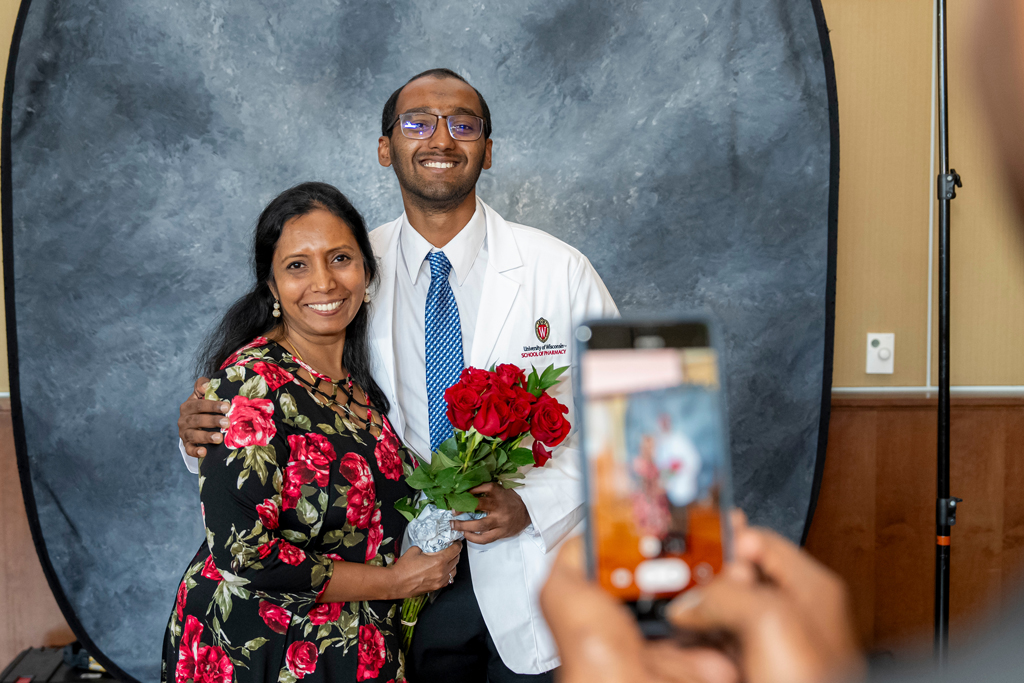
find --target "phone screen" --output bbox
[578,321,731,621]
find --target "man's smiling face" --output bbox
[378,76,493,212]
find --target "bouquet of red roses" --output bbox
[397,363,570,652]
[397,363,571,519]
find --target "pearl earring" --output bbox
[363,292,371,303]
[272,300,281,318]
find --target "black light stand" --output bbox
[934,0,963,666]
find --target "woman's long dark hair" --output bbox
[197,181,389,414]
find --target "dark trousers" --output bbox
[407,547,555,683]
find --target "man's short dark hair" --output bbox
[381,68,492,139]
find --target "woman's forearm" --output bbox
[316,561,409,603]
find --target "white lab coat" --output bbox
[367,200,619,674]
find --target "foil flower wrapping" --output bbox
[403,503,486,554]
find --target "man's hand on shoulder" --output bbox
[450,482,531,544]
[178,377,230,458]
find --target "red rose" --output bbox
[532,440,552,468]
[444,383,483,431]
[193,644,234,683]
[472,390,513,438]
[257,539,278,559]
[374,420,404,481]
[282,460,315,510]
[494,363,527,388]
[176,616,203,683]
[356,623,386,681]
[530,394,570,447]
[459,367,492,395]
[339,453,376,528]
[308,602,342,625]
[175,580,188,621]
[256,499,279,529]
[223,395,276,449]
[288,434,335,487]
[277,541,307,566]
[285,641,319,679]
[365,509,384,562]
[219,337,269,370]
[201,555,222,582]
[258,600,292,634]
[498,388,533,440]
[252,361,295,391]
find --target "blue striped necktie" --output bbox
[424,251,464,451]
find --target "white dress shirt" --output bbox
[391,200,487,460]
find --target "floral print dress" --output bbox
[162,339,415,683]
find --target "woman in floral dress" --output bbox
[162,183,461,683]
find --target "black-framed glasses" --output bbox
[390,112,485,141]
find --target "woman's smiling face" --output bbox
[269,208,368,345]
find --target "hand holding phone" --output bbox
[576,318,734,636]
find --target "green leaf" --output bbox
[311,562,327,587]
[243,638,268,651]
[317,623,332,640]
[434,468,458,491]
[323,529,345,544]
[526,368,540,396]
[204,378,222,401]
[236,468,250,489]
[317,423,337,435]
[537,364,570,390]
[393,497,421,522]
[279,393,298,418]
[509,447,535,467]
[281,529,308,543]
[335,413,347,434]
[447,491,480,513]
[405,466,436,490]
[454,465,491,493]
[273,469,283,494]
[318,490,329,510]
[437,437,459,460]
[239,374,269,399]
[343,530,365,547]
[296,496,319,525]
[294,415,312,431]
[225,365,246,384]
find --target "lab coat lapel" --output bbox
[470,202,522,368]
[368,219,404,436]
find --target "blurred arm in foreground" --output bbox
[541,512,864,683]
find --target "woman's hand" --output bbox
[390,542,463,598]
[178,377,230,458]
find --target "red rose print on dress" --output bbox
[258,600,292,634]
[252,361,295,391]
[257,539,278,559]
[175,581,188,621]
[192,643,234,683]
[256,499,279,529]
[308,602,342,625]
[339,453,376,528]
[285,641,319,679]
[223,395,276,449]
[356,623,386,681]
[288,433,336,487]
[175,615,203,683]
[277,541,307,566]
[282,460,315,510]
[201,555,222,582]
[365,509,384,562]
[374,420,404,481]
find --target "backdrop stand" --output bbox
[934,0,963,666]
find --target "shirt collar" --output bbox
[399,199,487,286]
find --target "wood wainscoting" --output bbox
[805,394,1024,655]
[0,399,73,665]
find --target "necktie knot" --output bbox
[427,251,453,281]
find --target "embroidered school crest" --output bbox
[535,318,550,343]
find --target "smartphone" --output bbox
[575,317,733,637]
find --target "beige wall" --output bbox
[0,0,15,393]
[0,1,1021,393]
[826,0,1024,387]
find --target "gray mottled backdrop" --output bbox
[7,0,833,679]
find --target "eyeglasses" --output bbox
[390,112,485,141]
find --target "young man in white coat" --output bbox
[178,69,618,681]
